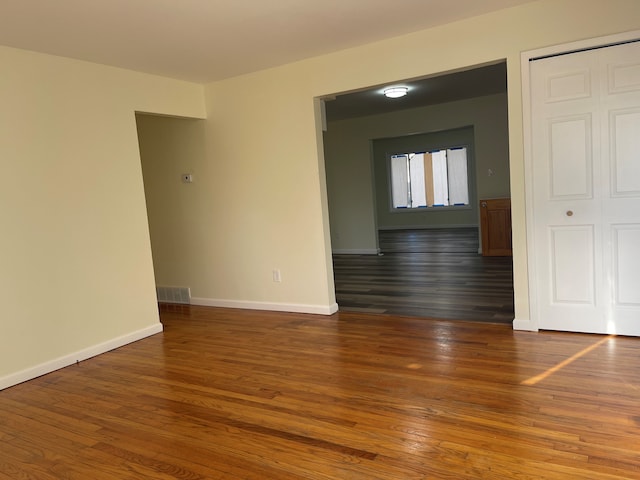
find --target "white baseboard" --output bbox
[512,318,537,331]
[378,224,478,231]
[191,297,339,315]
[0,323,163,391]
[332,248,380,255]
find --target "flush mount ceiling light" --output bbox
[383,86,409,98]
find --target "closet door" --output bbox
[530,41,640,335]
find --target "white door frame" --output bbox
[519,29,640,332]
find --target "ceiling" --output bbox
[324,62,507,121]
[0,0,536,83]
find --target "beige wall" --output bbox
[198,0,640,324]
[324,94,510,252]
[199,71,338,312]
[0,46,205,387]
[136,114,208,290]
[138,76,338,314]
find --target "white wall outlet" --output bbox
[272,269,281,283]
[181,173,193,183]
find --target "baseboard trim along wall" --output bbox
[512,318,536,331]
[0,323,163,391]
[378,224,478,231]
[332,248,380,255]
[191,297,339,315]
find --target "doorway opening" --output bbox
[135,112,207,309]
[321,61,514,323]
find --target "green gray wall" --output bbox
[372,126,477,230]
[323,93,510,253]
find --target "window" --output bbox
[390,147,469,209]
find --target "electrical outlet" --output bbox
[272,269,281,283]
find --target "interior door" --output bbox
[530,41,640,335]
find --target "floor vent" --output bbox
[156,286,191,304]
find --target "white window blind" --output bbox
[389,147,470,210]
[409,153,426,207]
[447,148,469,205]
[431,150,449,206]
[391,154,409,208]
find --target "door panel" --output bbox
[549,226,594,304]
[611,109,640,195]
[531,41,640,335]
[608,60,640,93]
[547,69,591,101]
[613,225,640,305]
[549,115,592,198]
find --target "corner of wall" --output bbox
[0,323,163,391]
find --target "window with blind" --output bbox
[390,147,469,209]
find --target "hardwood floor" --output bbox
[379,227,481,254]
[334,228,514,323]
[1,305,639,479]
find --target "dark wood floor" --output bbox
[333,228,514,323]
[1,305,639,479]
[380,227,481,254]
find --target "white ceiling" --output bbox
[0,0,536,83]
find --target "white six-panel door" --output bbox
[530,41,640,335]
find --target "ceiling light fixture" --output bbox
[383,86,409,98]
